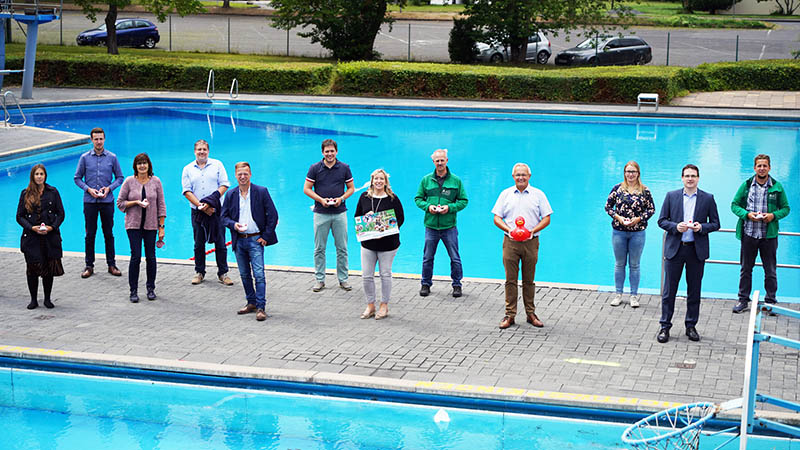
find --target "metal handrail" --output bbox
[660,228,799,295]
[229,78,238,99]
[206,70,214,99]
[2,91,26,127]
[0,0,63,16]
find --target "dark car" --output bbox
[555,36,652,66]
[76,19,160,49]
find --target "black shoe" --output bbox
[146,288,156,301]
[765,298,777,304]
[732,299,749,314]
[130,291,139,303]
[686,327,700,342]
[26,300,38,310]
[657,328,669,343]
[452,286,462,298]
[419,285,430,297]
[43,299,54,309]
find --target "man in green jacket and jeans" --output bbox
[731,154,790,313]
[415,149,469,298]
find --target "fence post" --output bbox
[286,28,289,56]
[59,14,62,46]
[735,35,739,62]
[169,15,172,51]
[407,23,411,61]
[666,32,670,66]
[227,16,231,54]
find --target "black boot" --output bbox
[146,288,156,301]
[43,298,54,309]
[27,300,38,310]
[130,290,139,303]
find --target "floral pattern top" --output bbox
[604,183,655,232]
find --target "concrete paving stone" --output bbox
[371,369,406,380]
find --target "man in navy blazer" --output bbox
[656,164,720,344]
[221,162,278,322]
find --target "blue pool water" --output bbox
[1,100,799,299]
[1,365,795,449]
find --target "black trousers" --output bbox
[84,202,116,268]
[127,229,157,292]
[191,209,228,276]
[660,243,705,330]
[738,235,778,303]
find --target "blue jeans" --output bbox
[234,237,266,310]
[612,229,645,295]
[313,212,349,283]
[421,227,463,287]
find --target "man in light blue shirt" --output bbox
[181,139,233,286]
[73,127,124,278]
[492,163,552,330]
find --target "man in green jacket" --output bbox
[731,154,790,313]
[414,149,468,298]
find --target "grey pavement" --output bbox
[0,248,798,411]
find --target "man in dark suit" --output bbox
[656,164,720,343]
[221,162,278,322]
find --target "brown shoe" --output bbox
[81,267,93,278]
[499,316,515,329]
[256,309,267,321]
[237,304,257,315]
[108,266,122,276]
[219,274,234,286]
[526,313,544,328]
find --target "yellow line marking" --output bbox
[0,345,71,356]
[564,358,621,367]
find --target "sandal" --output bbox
[360,308,375,319]
[375,306,389,320]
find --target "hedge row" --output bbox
[4,53,799,104]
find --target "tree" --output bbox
[690,0,741,14]
[270,0,405,61]
[75,0,203,54]
[464,0,634,64]
[448,18,480,63]
[756,0,799,14]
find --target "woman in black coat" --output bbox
[16,164,65,310]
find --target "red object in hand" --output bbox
[509,216,531,242]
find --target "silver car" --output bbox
[476,32,552,64]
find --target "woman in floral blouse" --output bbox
[604,161,655,308]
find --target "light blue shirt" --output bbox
[238,188,260,234]
[682,190,697,242]
[491,185,553,237]
[181,158,230,209]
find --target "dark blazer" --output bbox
[657,188,720,261]
[221,183,278,252]
[16,184,65,264]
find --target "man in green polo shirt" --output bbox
[414,149,469,298]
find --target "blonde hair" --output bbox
[620,161,647,194]
[367,168,395,199]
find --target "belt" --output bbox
[239,232,260,238]
[681,241,695,246]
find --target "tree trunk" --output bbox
[509,39,527,63]
[105,5,118,55]
[222,0,230,7]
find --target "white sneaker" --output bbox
[630,295,640,308]
[610,293,622,306]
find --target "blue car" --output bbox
[76,18,160,49]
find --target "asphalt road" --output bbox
[13,11,800,66]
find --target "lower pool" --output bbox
[1,100,799,299]
[1,362,795,450]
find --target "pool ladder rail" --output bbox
[2,90,27,127]
[206,69,239,100]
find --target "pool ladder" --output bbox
[206,70,239,100]
[2,91,26,127]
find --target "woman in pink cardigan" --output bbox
[117,153,166,303]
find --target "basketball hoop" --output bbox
[621,401,718,450]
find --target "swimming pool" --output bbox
[1,360,795,449]
[2,100,799,299]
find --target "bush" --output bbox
[689,0,739,14]
[448,18,479,64]
[680,59,800,91]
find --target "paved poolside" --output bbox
[1,87,798,424]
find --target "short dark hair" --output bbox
[754,154,770,166]
[90,127,105,138]
[321,139,337,151]
[682,164,699,177]
[132,153,154,177]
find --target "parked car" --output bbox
[554,36,652,66]
[76,19,160,49]
[475,32,552,64]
